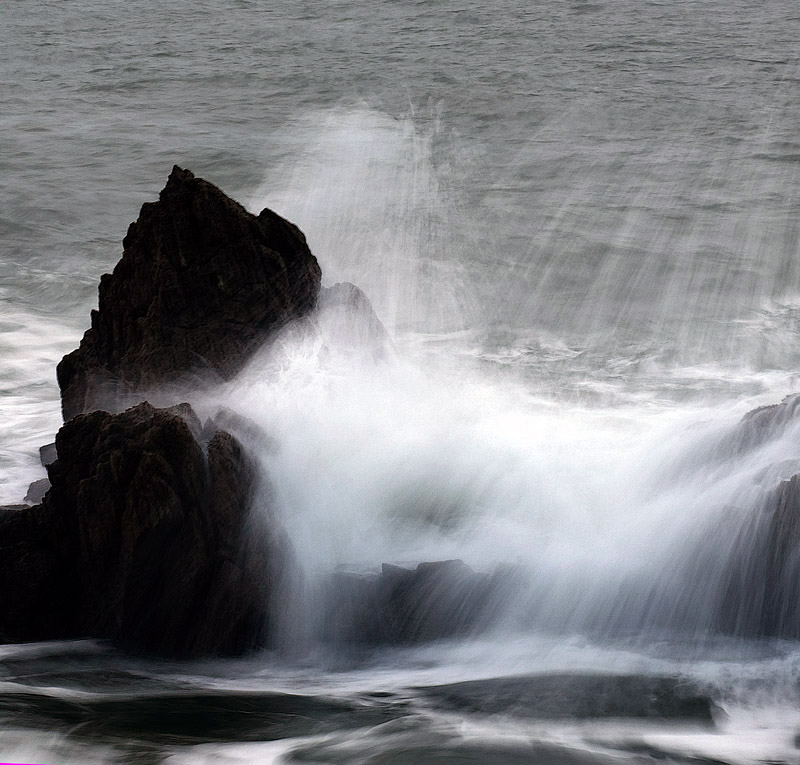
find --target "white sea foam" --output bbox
[0,304,82,503]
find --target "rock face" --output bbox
[1,403,289,656]
[57,166,322,421]
[715,393,800,462]
[3,167,314,655]
[4,164,521,655]
[23,478,50,505]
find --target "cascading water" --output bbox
[190,108,800,653]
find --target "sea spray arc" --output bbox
[0,165,515,654]
[245,108,479,337]
[245,106,800,382]
[1,1,799,755]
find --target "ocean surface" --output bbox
[2,0,800,762]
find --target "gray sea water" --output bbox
[3,0,800,762]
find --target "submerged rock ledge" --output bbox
[324,560,520,645]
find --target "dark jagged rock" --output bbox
[323,559,518,645]
[716,393,800,461]
[202,406,277,455]
[39,442,57,467]
[57,166,322,421]
[699,398,800,639]
[1,402,289,656]
[22,443,59,505]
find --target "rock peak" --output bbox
[167,164,194,184]
[57,167,322,420]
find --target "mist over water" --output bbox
[3,0,800,761]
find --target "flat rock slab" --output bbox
[415,673,716,723]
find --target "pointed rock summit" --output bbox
[57,166,322,420]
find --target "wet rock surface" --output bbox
[3,167,318,656]
[0,686,398,747]
[57,166,321,421]
[23,478,50,505]
[638,392,800,642]
[0,643,723,764]
[323,559,519,645]
[316,281,393,358]
[39,442,57,467]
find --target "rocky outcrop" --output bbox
[323,560,518,645]
[8,164,516,656]
[719,393,800,460]
[7,167,313,654]
[1,402,289,657]
[24,478,49,505]
[57,166,322,421]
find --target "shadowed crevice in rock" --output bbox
[57,166,322,421]
[0,503,76,643]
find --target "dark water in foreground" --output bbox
[3,0,800,761]
[2,638,800,764]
